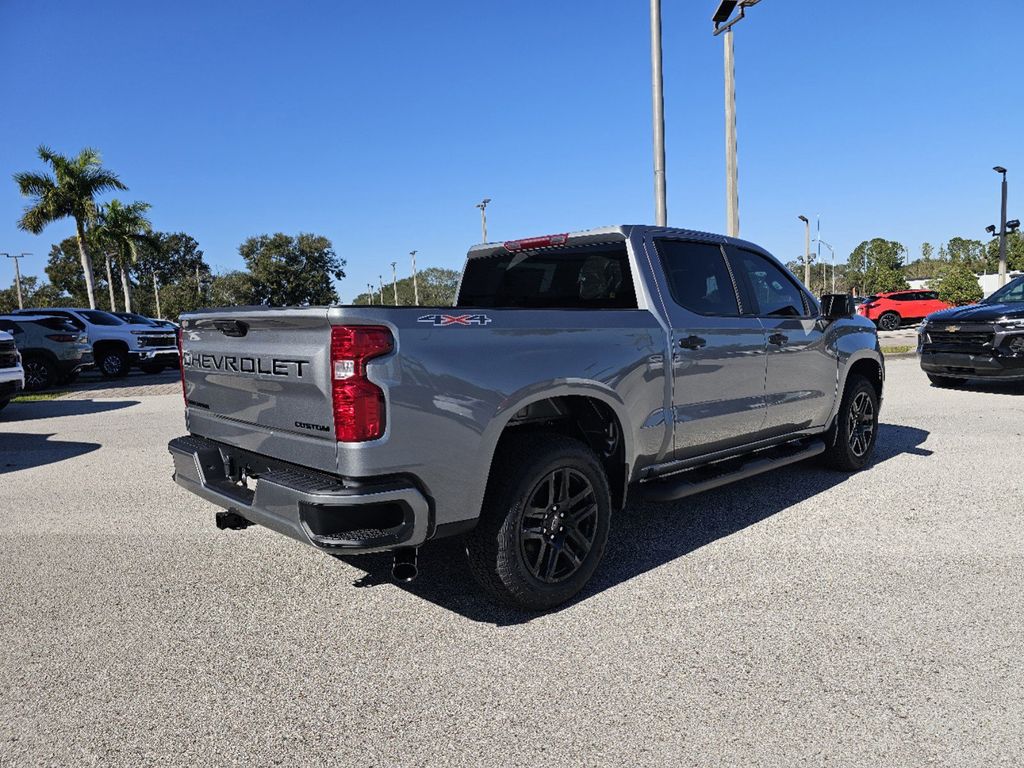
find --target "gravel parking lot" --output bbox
[2,357,1022,766]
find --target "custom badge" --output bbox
[417,314,492,327]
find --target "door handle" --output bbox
[678,335,707,350]
[768,333,788,346]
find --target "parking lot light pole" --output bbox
[367,283,374,305]
[651,0,667,226]
[816,238,836,293]
[713,0,760,238]
[1,252,30,309]
[798,215,810,287]
[410,250,419,306]
[476,199,491,243]
[391,262,399,305]
[994,166,1009,287]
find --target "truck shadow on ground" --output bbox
[337,422,932,625]
[0,432,102,475]
[0,398,138,423]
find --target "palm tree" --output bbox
[96,200,155,312]
[14,146,126,309]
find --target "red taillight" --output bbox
[330,325,393,442]
[503,233,569,252]
[177,328,186,402]
[45,334,76,342]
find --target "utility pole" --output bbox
[391,262,399,305]
[2,252,30,310]
[650,0,667,226]
[798,215,811,287]
[995,166,1009,287]
[152,268,162,319]
[410,250,419,306]
[476,199,491,242]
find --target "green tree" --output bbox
[95,199,156,312]
[848,238,909,294]
[13,146,127,309]
[239,233,345,306]
[133,232,211,319]
[934,259,982,305]
[983,232,1024,273]
[351,267,460,306]
[45,236,115,308]
[208,271,256,307]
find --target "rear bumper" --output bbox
[168,435,430,554]
[919,350,1024,380]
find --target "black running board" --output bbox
[641,439,826,503]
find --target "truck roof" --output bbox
[465,224,772,259]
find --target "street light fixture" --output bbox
[476,199,491,243]
[816,238,836,293]
[986,224,997,235]
[1,252,31,310]
[410,250,419,306]
[798,215,811,287]
[993,166,1013,287]
[712,0,761,237]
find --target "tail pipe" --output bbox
[392,548,418,582]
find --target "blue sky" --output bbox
[1,0,1022,301]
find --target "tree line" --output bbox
[2,146,458,317]
[790,231,1024,305]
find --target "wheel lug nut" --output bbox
[559,526,564,532]
[559,512,565,518]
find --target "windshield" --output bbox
[116,312,157,325]
[983,276,1024,304]
[79,310,126,326]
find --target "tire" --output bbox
[97,348,129,378]
[465,433,612,611]
[0,398,9,412]
[927,374,967,388]
[22,356,57,391]
[821,375,880,471]
[877,312,901,331]
[140,363,165,375]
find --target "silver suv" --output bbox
[0,315,92,390]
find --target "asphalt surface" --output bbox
[2,358,1022,766]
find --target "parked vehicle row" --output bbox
[9,308,179,383]
[918,274,1024,385]
[857,289,952,330]
[0,315,92,390]
[0,329,25,413]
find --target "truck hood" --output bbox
[926,302,1024,323]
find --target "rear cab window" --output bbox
[457,242,637,309]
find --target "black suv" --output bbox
[918,275,1024,385]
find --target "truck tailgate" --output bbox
[181,307,336,445]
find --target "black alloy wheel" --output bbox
[877,312,901,331]
[23,357,57,391]
[519,467,598,584]
[847,390,876,458]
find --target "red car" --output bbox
[856,289,952,330]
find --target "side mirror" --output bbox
[819,293,855,322]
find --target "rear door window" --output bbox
[654,240,740,316]
[457,242,636,309]
[726,247,809,317]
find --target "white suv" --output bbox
[13,308,179,378]
[0,330,25,413]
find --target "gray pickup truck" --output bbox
[169,225,883,609]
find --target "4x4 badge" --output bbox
[417,314,492,327]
